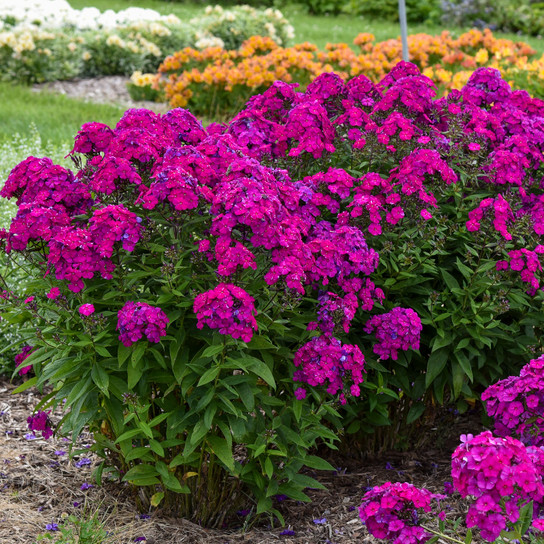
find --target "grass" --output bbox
[67,0,544,53]
[0,82,125,148]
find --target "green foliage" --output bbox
[34,505,114,544]
[344,0,441,23]
[0,138,338,525]
[441,0,544,37]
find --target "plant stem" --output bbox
[421,525,467,544]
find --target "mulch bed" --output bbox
[0,377,489,544]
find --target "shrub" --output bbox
[440,0,544,37]
[0,3,295,83]
[155,30,542,118]
[3,62,544,524]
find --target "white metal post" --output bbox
[398,0,409,61]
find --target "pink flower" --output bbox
[24,296,34,304]
[78,304,95,316]
[47,287,60,299]
[420,209,432,220]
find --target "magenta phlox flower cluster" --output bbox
[282,100,336,158]
[374,74,436,116]
[306,220,379,284]
[161,108,207,146]
[307,291,358,334]
[466,194,514,240]
[47,227,115,292]
[89,156,143,196]
[70,122,114,155]
[346,74,382,108]
[496,246,544,293]
[88,204,141,257]
[295,168,355,219]
[452,431,544,541]
[245,80,298,122]
[6,203,71,252]
[374,112,421,147]
[389,149,457,213]
[364,307,422,361]
[108,128,163,165]
[193,283,257,342]
[27,410,53,439]
[117,301,169,347]
[214,235,257,276]
[293,334,365,403]
[462,67,512,107]
[359,482,442,544]
[482,355,544,446]
[1,157,92,214]
[304,72,347,114]
[139,162,200,211]
[16,345,34,376]
[378,61,422,90]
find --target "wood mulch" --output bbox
[0,377,486,544]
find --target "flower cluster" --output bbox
[157,29,544,116]
[293,335,365,403]
[359,482,443,544]
[0,2,294,84]
[27,410,54,439]
[117,301,169,347]
[451,431,544,541]
[364,308,422,361]
[482,355,544,446]
[193,283,257,343]
[15,345,34,376]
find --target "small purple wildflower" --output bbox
[73,501,81,508]
[280,529,295,536]
[385,462,394,470]
[45,523,59,532]
[134,538,146,542]
[313,517,327,524]
[139,514,151,520]
[75,458,91,468]
[24,433,37,440]
[80,482,93,490]
[54,450,66,456]
[275,494,288,502]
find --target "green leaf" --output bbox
[441,269,460,291]
[451,361,465,400]
[115,428,144,443]
[12,376,37,394]
[454,350,473,382]
[425,348,449,388]
[95,345,111,358]
[148,412,171,427]
[292,399,302,422]
[125,447,154,462]
[91,364,110,397]
[456,257,473,280]
[303,455,335,471]
[149,439,165,456]
[264,457,274,479]
[118,343,130,367]
[238,355,276,388]
[127,362,144,390]
[202,344,225,358]
[465,529,472,544]
[122,464,160,484]
[517,500,533,536]
[150,492,164,507]
[207,435,235,471]
[197,366,220,386]
[406,402,425,425]
[131,343,146,367]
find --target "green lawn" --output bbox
[0,82,125,146]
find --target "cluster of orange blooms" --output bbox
[153,30,544,114]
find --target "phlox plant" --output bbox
[359,354,544,543]
[0,105,378,526]
[224,63,544,451]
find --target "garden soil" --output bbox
[0,377,487,544]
